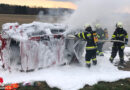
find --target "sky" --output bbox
[0,0,77,9]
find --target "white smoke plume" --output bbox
[36,11,45,21]
[63,0,130,35]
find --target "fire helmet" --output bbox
[116,22,123,28]
[84,24,91,29]
[95,24,100,29]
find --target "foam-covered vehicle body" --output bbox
[0,22,85,72]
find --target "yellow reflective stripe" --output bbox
[92,58,96,61]
[82,32,85,39]
[97,50,99,53]
[121,46,125,49]
[117,34,119,37]
[99,52,103,54]
[97,35,100,38]
[125,35,128,38]
[110,57,114,61]
[110,57,113,59]
[86,46,97,49]
[87,33,91,37]
[112,35,116,38]
[120,34,124,36]
[78,33,81,38]
[86,61,91,64]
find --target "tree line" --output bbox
[0,4,73,15]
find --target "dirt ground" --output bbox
[118,60,130,71]
[0,14,62,30]
[0,14,37,29]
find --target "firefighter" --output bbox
[95,24,106,56]
[75,24,98,68]
[109,22,128,66]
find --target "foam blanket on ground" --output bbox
[0,47,130,90]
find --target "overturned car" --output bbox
[0,22,86,72]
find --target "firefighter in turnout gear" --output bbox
[109,22,128,66]
[95,24,106,56]
[75,24,98,68]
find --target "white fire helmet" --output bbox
[95,24,101,29]
[84,24,91,29]
[116,22,123,28]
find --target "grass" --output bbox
[17,82,60,90]
[80,79,130,90]
[15,79,130,90]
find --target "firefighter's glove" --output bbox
[111,38,115,40]
[75,35,79,39]
[111,38,115,42]
[75,34,78,37]
[125,41,128,45]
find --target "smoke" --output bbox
[36,11,45,21]
[36,10,60,23]
[63,0,130,33]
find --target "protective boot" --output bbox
[100,53,104,56]
[93,60,97,65]
[109,57,113,63]
[86,64,91,68]
[119,59,125,66]
[99,52,104,56]
[96,51,99,55]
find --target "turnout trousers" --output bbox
[110,44,125,62]
[97,42,104,53]
[85,49,97,64]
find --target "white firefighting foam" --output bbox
[1,22,68,71]
[0,49,130,90]
[0,22,130,90]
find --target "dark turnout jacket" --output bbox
[112,28,128,46]
[95,28,106,40]
[76,27,98,50]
